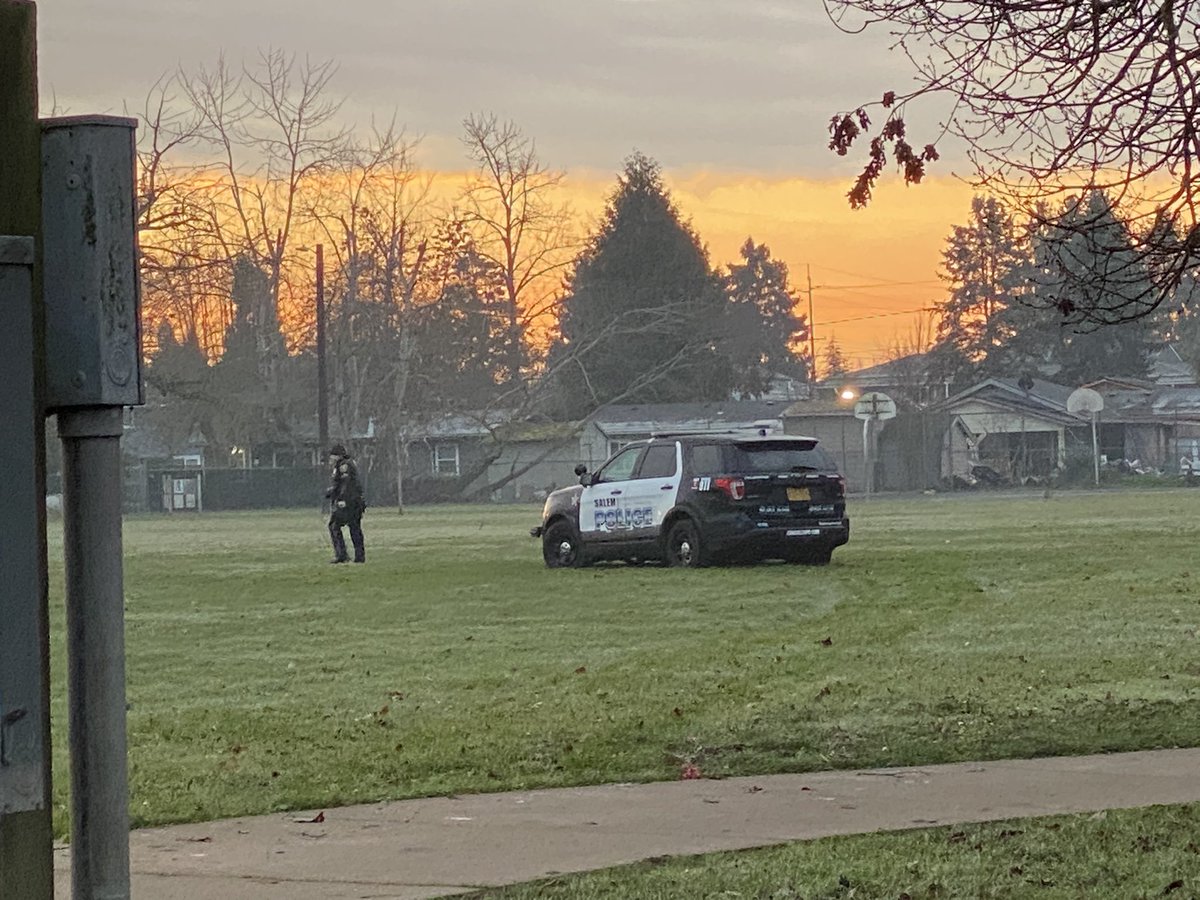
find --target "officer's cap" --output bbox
[329,443,348,458]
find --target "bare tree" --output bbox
[135,74,233,357]
[308,123,433,444]
[823,0,1200,323]
[460,113,577,388]
[180,50,348,332]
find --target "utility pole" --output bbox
[806,264,816,382]
[316,243,329,458]
[0,2,54,897]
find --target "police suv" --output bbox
[531,432,849,568]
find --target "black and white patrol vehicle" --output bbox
[531,432,849,568]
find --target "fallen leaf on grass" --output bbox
[1162,880,1184,895]
[293,811,325,824]
[819,636,833,647]
[574,666,587,674]
[680,763,702,780]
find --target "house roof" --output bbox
[828,353,944,388]
[593,400,788,435]
[939,377,1081,426]
[943,377,1075,411]
[781,396,858,417]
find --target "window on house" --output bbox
[433,443,460,477]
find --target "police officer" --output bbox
[326,443,366,563]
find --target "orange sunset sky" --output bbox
[41,0,978,369]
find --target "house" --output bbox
[936,371,1200,483]
[937,377,1082,482]
[401,413,582,503]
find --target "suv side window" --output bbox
[595,445,642,483]
[636,443,678,479]
[689,443,724,476]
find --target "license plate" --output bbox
[787,528,820,536]
[786,487,810,502]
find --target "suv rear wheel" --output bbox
[665,519,704,568]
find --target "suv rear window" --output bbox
[730,440,837,473]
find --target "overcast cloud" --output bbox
[39,0,938,174]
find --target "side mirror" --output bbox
[578,473,593,487]
[574,463,588,476]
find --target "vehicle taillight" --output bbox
[714,477,745,501]
[834,476,846,497]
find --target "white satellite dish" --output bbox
[1067,387,1104,415]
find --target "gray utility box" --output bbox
[42,115,143,411]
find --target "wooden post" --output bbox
[0,2,54,897]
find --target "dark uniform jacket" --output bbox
[328,456,365,517]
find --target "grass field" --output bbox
[45,491,1200,859]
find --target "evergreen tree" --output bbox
[144,321,215,455]
[822,333,849,380]
[212,257,292,457]
[416,220,511,409]
[1028,191,1154,383]
[929,196,1032,382]
[724,238,809,394]
[549,153,732,417]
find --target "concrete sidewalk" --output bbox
[52,748,1200,899]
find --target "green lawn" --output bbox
[45,491,1200,848]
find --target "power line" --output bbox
[814,280,942,289]
[818,307,938,326]
[807,262,942,285]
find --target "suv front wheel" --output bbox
[664,519,704,568]
[543,520,585,568]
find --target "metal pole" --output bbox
[0,2,55,896]
[316,243,329,458]
[58,407,131,900]
[1092,411,1100,487]
[863,415,872,501]
[840,414,848,478]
